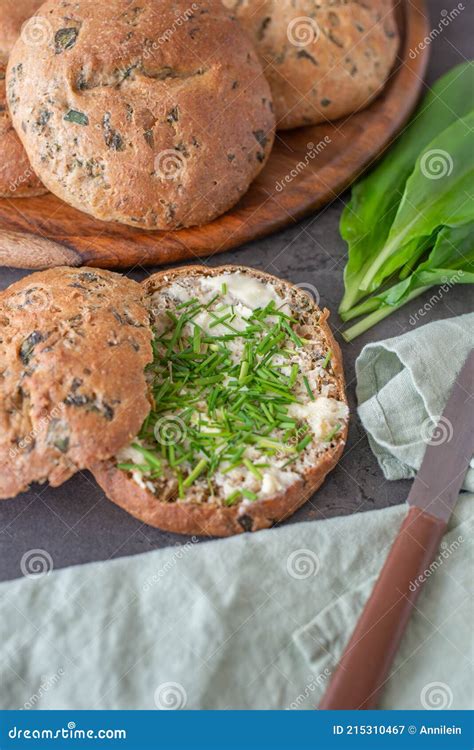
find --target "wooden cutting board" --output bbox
[0,0,429,270]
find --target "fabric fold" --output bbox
[356,314,474,489]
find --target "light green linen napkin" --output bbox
[356,313,474,491]
[1,497,472,710]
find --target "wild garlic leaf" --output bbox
[339,62,474,314]
[343,223,474,340]
[359,112,474,292]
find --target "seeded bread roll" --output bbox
[92,265,348,537]
[222,0,399,130]
[0,1,47,197]
[7,0,275,229]
[0,267,152,499]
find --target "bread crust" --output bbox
[0,0,44,61]
[0,64,46,198]
[0,0,47,197]
[223,0,399,130]
[7,0,275,228]
[92,264,348,537]
[0,267,152,499]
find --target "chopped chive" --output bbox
[129,281,334,499]
[165,310,178,324]
[243,458,263,480]
[324,423,342,442]
[297,434,313,452]
[256,437,295,453]
[239,360,249,383]
[303,376,315,401]
[176,297,199,310]
[209,313,231,328]
[204,293,220,309]
[177,470,185,499]
[281,320,303,348]
[322,349,333,369]
[183,458,208,488]
[224,490,240,505]
[193,326,201,354]
[117,462,148,473]
[289,364,299,387]
[131,444,162,471]
[241,489,258,501]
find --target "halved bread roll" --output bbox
[92,265,348,536]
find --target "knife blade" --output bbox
[408,348,474,522]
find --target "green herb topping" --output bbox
[117,280,344,504]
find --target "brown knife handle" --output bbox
[319,506,446,710]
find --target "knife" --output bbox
[319,349,474,710]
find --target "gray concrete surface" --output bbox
[0,0,472,580]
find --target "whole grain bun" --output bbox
[222,0,399,130]
[0,0,47,197]
[0,267,152,499]
[92,265,348,537]
[7,0,275,229]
